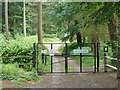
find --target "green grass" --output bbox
[22,35,60,43]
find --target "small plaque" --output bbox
[73,49,88,53]
[49,49,54,56]
[104,46,108,52]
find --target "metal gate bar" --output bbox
[65,43,68,73]
[94,43,96,73]
[51,44,53,73]
[80,44,82,72]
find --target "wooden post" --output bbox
[104,54,107,72]
[117,55,120,79]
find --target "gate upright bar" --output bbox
[65,43,68,73]
[45,55,47,65]
[42,49,44,64]
[94,43,96,73]
[33,43,36,68]
[51,44,53,73]
[80,44,82,72]
[97,43,99,72]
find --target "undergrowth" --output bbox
[1,64,43,85]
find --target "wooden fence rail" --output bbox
[0,55,33,69]
[0,56,33,59]
[104,54,120,79]
[104,54,118,72]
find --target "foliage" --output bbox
[43,34,57,38]
[1,64,42,85]
[37,44,51,73]
[1,35,36,64]
[2,2,58,38]
[58,41,90,53]
[58,41,114,68]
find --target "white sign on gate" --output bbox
[42,50,44,54]
[73,49,88,53]
[49,49,54,56]
[42,50,47,54]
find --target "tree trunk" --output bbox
[13,18,16,38]
[13,3,16,39]
[32,23,34,35]
[74,20,82,45]
[83,36,85,44]
[107,16,118,52]
[23,0,26,37]
[76,32,82,45]
[38,2,43,43]
[44,24,46,32]
[5,0,9,41]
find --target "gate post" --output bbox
[104,54,107,72]
[33,43,36,68]
[94,43,96,73]
[36,43,38,72]
[97,43,100,72]
[117,55,120,79]
[65,43,68,73]
[51,44,53,73]
[45,55,47,65]
[42,49,44,64]
[80,44,82,72]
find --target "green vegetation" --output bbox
[58,42,113,68]
[37,44,52,73]
[0,35,60,85]
[1,35,34,64]
[1,1,120,87]
[1,64,42,85]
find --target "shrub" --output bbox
[1,35,36,64]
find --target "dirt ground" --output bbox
[1,71,119,88]
[23,72,119,88]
